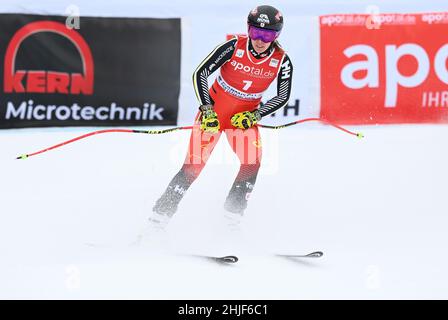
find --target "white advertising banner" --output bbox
[179,13,319,126]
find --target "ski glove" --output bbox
[199,104,220,134]
[231,110,261,130]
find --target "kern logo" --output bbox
[4,21,94,95]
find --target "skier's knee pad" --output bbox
[235,163,260,182]
[180,163,204,183]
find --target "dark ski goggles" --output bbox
[248,25,280,43]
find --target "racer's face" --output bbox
[251,38,272,54]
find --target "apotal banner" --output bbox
[320,12,448,124]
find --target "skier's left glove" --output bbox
[231,110,261,130]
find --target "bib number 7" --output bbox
[242,80,253,91]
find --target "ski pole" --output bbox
[16,117,363,160]
[258,117,364,138]
[15,126,193,160]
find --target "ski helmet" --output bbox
[247,5,283,32]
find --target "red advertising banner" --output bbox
[320,12,448,124]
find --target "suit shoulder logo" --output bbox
[235,49,244,58]
[269,58,279,68]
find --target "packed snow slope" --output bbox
[1,124,447,299]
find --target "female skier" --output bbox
[148,5,293,230]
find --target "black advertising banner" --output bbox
[0,14,181,129]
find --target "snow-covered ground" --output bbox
[1,123,447,299]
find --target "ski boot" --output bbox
[223,180,254,231]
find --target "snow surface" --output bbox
[1,124,448,299]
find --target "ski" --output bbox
[213,255,239,263]
[195,255,239,264]
[85,243,238,264]
[275,251,323,258]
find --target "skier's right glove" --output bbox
[199,104,220,134]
